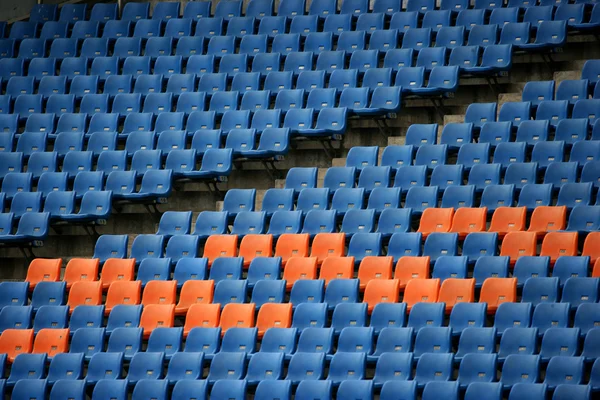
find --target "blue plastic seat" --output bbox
[106,307,143,336]
[502,163,537,191]
[539,327,580,362]
[70,327,105,361]
[127,352,165,385]
[0,305,32,333]
[562,277,600,310]
[206,352,247,385]
[455,326,496,362]
[328,352,366,385]
[494,302,533,336]
[32,305,68,333]
[414,353,453,388]
[501,355,541,390]
[512,256,550,289]
[448,302,488,337]
[473,256,509,289]
[213,280,248,306]
[387,232,422,262]
[522,277,559,306]
[291,303,327,332]
[544,356,584,389]
[413,326,452,359]
[498,327,538,361]
[289,279,324,307]
[86,352,124,386]
[407,302,445,333]
[542,162,577,191]
[8,353,46,386]
[556,120,588,146]
[330,302,367,334]
[47,354,84,389]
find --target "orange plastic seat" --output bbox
[238,234,273,268]
[310,233,345,264]
[438,278,475,313]
[357,256,393,290]
[363,279,400,313]
[256,303,293,338]
[540,232,578,264]
[0,329,34,362]
[141,280,178,306]
[25,259,62,289]
[479,277,517,313]
[527,206,567,235]
[583,232,600,265]
[175,280,214,315]
[394,256,430,289]
[500,231,537,265]
[488,206,527,237]
[203,235,238,265]
[105,280,142,315]
[184,303,221,336]
[282,257,318,290]
[219,303,256,336]
[140,304,175,338]
[450,207,487,238]
[67,281,103,313]
[32,328,69,358]
[274,234,310,265]
[417,208,454,237]
[319,256,355,286]
[63,258,100,289]
[100,258,136,290]
[403,278,440,311]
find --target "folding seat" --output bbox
[208,257,243,285]
[479,277,517,313]
[472,257,510,288]
[412,353,454,388]
[0,174,31,201]
[561,277,600,311]
[555,80,589,107]
[40,21,69,40]
[543,356,585,390]
[7,352,47,386]
[30,327,69,359]
[412,326,452,359]
[305,32,335,56]
[530,141,565,171]
[521,277,559,307]
[7,76,35,98]
[501,359,544,395]
[538,327,580,363]
[522,81,556,109]
[16,38,47,61]
[136,258,172,286]
[526,206,567,236]
[0,305,33,333]
[326,353,366,386]
[573,99,600,125]
[62,258,99,290]
[539,232,578,265]
[515,121,550,149]
[498,327,539,362]
[68,327,106,361]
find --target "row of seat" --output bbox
[0,17,570,62]
[0,26,520,62]
[281,150,600,186]
[0,7,578,43]
[23,0,598,26]
[90,222,600,264]
[2,327,600,389]
[0,379,592,400]
[3,294,600,359]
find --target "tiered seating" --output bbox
[0,0,599,399]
